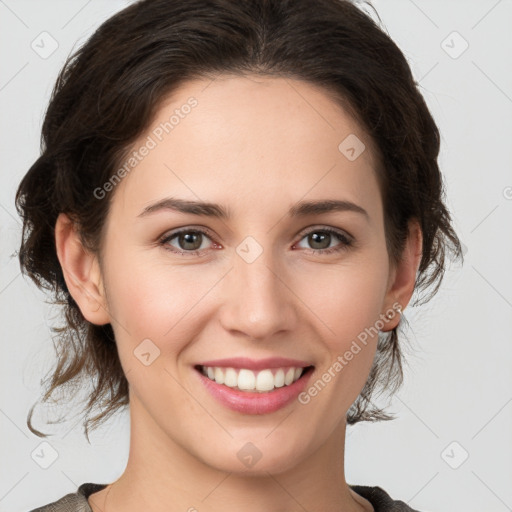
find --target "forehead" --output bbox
[109,74,383,225]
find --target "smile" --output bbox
[198,365,311,393]
[194,364,315,414]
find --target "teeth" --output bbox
[201,366,307,393]
[214,367,225,384]
[274,369,285,388]
[224,368,238,388]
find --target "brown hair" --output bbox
[16,0,463,440]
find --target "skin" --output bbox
[55,74,422,512]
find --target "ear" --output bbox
[381,218,423,331]
[54,213,110,325]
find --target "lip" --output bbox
[194,365,315,415]
[196,357,313,371]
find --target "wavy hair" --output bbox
[16,0,464,440]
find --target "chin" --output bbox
[199,438,307,476]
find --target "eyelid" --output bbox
[295,224,353,242]
[159,225,216,239]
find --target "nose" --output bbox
[218,246,298,341]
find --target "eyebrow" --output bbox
[138,197,369,220]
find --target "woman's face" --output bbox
[91,75,404,474]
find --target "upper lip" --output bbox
[196,357,314,371]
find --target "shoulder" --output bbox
[28,483,107,512]
[350,484,422,512]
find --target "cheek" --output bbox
[291,262,387,403]
[102,256,216,408]
[102,247,225,356]
[293,259,388,347]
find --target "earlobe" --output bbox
[54,213,111,325]
[381,218,423,332]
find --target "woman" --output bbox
[17,0,463,511]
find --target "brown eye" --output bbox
[160,228,216,255]
[295,227,353,255]
[175,231,204,251]
[307,232,332,250]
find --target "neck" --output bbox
[99,394,370,512]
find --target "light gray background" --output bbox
[1,1,511,511]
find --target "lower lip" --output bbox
[194,366,314,415]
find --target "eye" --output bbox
[294,227,353,255]
[159,228,218,256]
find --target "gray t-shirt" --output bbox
[29,482,421,511]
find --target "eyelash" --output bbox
[158,226,354,257]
